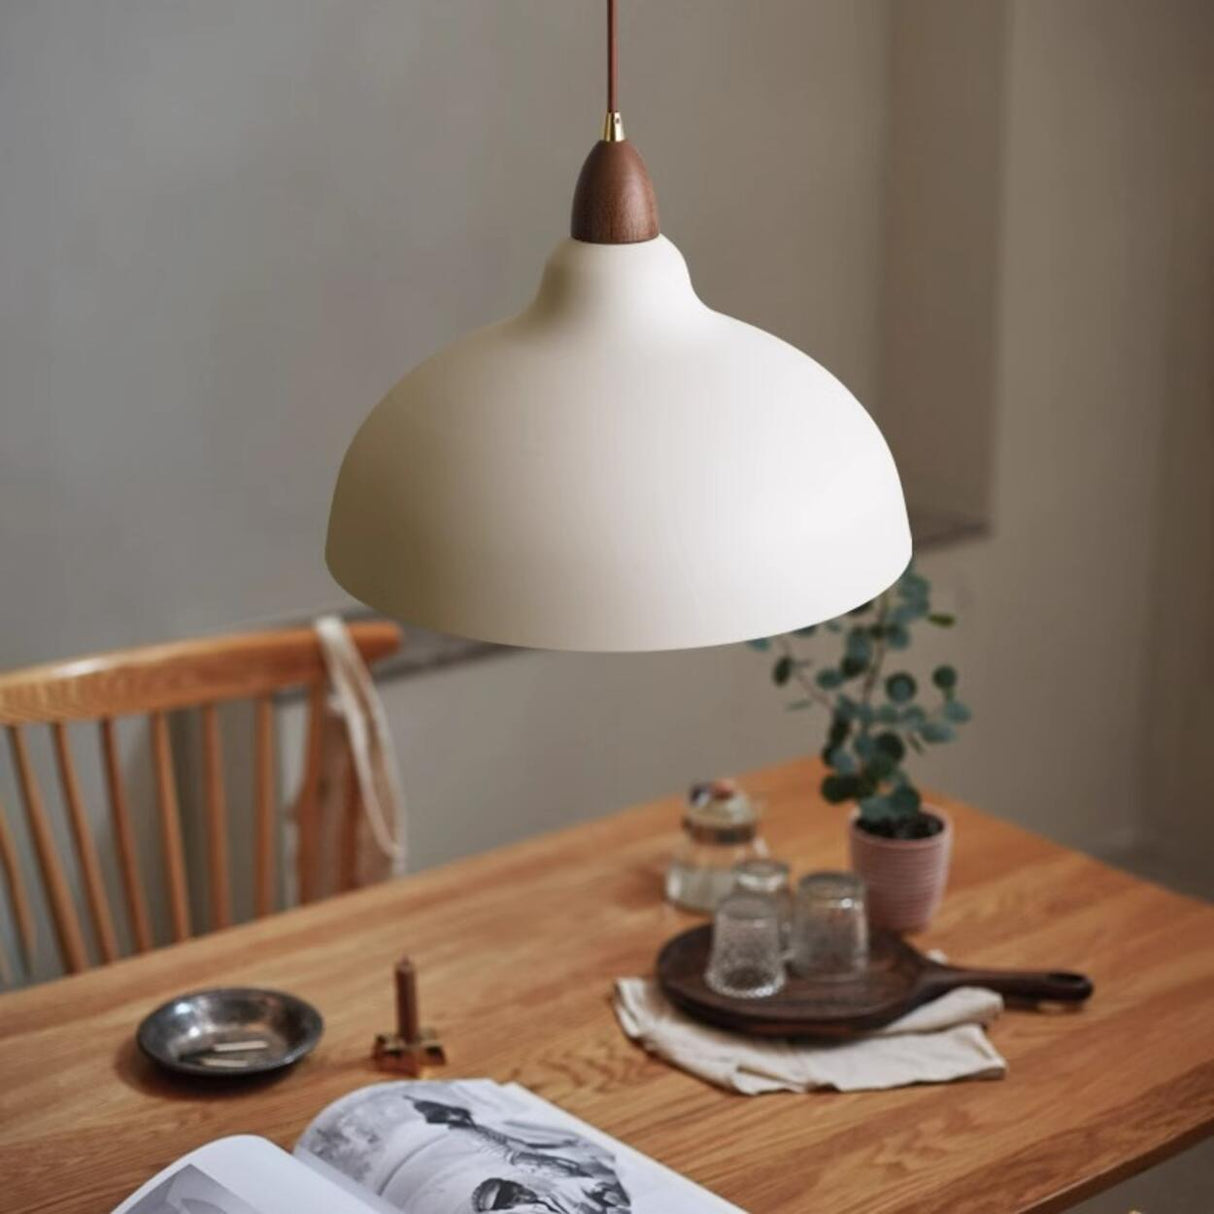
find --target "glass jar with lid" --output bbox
[665,779,768,913]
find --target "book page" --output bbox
[112,1135,381,1214]
[294,1079,744,1213]
[501,1082,746,1213]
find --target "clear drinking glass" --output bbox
[704,891,786,999]
[791,871,869,978]
[732,858,793,955]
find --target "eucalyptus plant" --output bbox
[750,567,970,839]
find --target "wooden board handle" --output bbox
[927,964,1093,1004]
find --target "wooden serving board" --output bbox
[657,924,1093,1039]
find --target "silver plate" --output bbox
[136,987,323,1078]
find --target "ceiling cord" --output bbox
[607,0,618,114]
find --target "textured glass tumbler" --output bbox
[791,871,869,978]
[704,891,787,999]
[732,858,793,955]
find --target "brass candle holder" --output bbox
[372,956,446,1075]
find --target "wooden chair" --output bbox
[0,620,402,982]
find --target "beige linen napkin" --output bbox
[613,978,1006,1094]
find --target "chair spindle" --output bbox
[151,711,191,941]
[296,682,326,905]
[51,722,119,963]
[7,725,89,972]
[339,757,361,894]
[0,791,37,973]
[201,704,231,930]
[98,718,153,953]
[254,696,276,917]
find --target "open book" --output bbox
[114,1078,744,1214]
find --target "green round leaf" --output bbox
[888,783,922,815]
[773,655,793,686]
[932,664,958,691]
[846,629,874,664]
[944,700,972,723]
[825,747,856,775]
[886,623,911,650]
[875,732,906,762]
[919,720,957,744]
[876,704,899,725]
[840,654,867,678]
[867,751,896,781]
[828,715,851,748]
[928,613,956,627]
[821,774,860,804]
[886,672,917,703]
[816,668,843,690]
[858,794,894,821]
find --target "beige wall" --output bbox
[1132,1,1214,888]
[878,0,1007,524]
[911,0,1214,864]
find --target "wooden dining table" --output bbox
[2,757,1212,1213]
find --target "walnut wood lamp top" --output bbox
[2,758,1212,1213]
[569,1,660,245]
[571,134,660,244]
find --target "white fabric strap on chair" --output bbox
[313,614,408,881]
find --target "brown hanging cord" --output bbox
[569,0,660,243]
[607,0,618,114]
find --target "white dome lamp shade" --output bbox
[326,3,911,653]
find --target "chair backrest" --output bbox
[0,620,401,982]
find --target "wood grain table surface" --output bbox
[1,758,1212,1213]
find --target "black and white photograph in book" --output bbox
[298,1080,632,1213]
[127,1165,263,1214]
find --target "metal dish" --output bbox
[136,987,323,1078]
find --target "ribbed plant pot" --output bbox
[848,807,952,933]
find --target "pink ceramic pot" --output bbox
[848,807,952,933]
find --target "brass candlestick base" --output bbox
[372,956,446,1075]
[373,1027,446,1075]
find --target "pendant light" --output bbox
[326,1,911,652]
